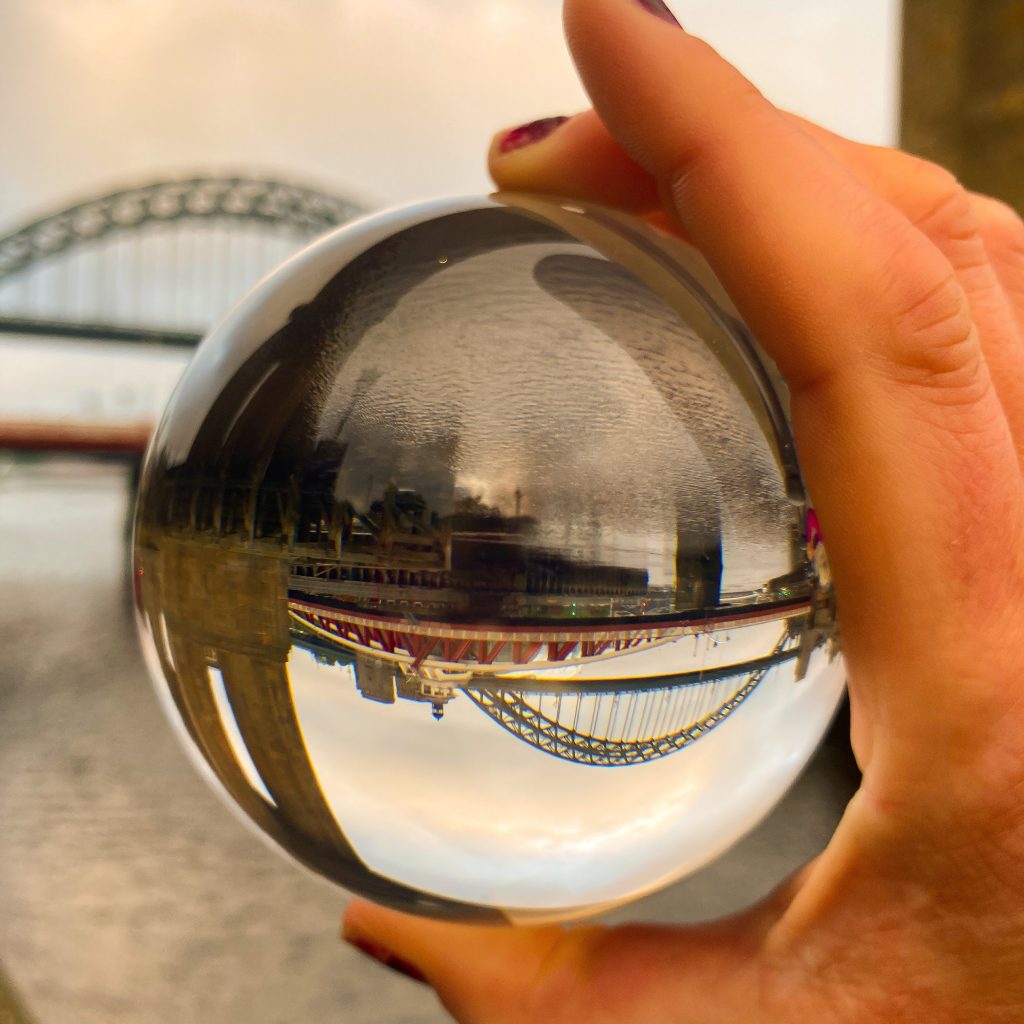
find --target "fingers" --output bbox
[342,899,764,1024]
[778,120,1024,454]
[563,0,961,393]
[489,109,660,212]
[971,192,1024,333]
[490,110,1024,444]
[489,110,692,242]
[343,900,565,1023]
[558,0,1024,788]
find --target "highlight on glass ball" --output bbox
[132,193,844,923]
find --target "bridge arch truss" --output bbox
[464,633,798,766]
[0,175,365,341]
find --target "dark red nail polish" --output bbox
[635,0,682,27]
[383,953,429,985]
[348,936,428,985]
[498,116,569,154]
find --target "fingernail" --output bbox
[806,508,823,545]
[347,935,429,985]
[498,116,569,154]
[635,0,682,27]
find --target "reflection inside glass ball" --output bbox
[133,194,843,923]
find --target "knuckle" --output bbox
[971,193,1024,252]
[906,166,979,244]
[904,157,960,197]
[874,260,987,403]
[519,930,595,1024]
[872,150,977,244]
[524,926,642,1024]
[664,75,771,198]
[971,193,1024,233]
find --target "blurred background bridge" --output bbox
[0,175,363,455]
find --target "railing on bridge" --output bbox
[464,635,796,766]
[289,614,803,766]
[0,176,363,342]
[288,595,807,677]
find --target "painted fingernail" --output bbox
[635,0,682,27]
[347,936,429,985]
[498,116,569,154]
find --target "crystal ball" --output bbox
[133,194,844,923]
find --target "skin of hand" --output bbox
[342,1,1024,1020]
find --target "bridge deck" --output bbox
[289,594,806,675]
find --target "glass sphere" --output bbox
[133,194,844,923]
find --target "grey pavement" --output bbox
[0,458,859,1024]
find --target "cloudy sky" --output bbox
[0,0,901,433]
[0,0,900,225]
[284,634,846,913]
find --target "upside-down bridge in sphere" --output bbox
[289,601,804,768]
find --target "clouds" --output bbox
[0,1,898,228]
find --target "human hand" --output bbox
[342,1,1024,1020]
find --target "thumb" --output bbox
[342,899,769,1024]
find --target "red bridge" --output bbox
[287,594,809,677]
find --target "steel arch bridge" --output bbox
[0,174,365,345]
[289,601,808,767]
[286,595,809,677]
[463,633,798,766]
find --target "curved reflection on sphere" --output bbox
[133,194,844,923]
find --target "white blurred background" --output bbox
[0,0,900,220]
